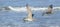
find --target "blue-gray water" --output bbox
[0,10,60,27]
[0,0,60,7]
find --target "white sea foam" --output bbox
[1,6,60,12]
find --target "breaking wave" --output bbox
[0,6,60,12]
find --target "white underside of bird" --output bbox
[24,17,33,21]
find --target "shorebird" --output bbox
[42,4,53,16]
[23,4,34,22]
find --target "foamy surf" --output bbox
[1,6,60,12]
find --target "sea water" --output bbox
[0,7,60,27]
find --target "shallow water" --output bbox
[0,10,60,27]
